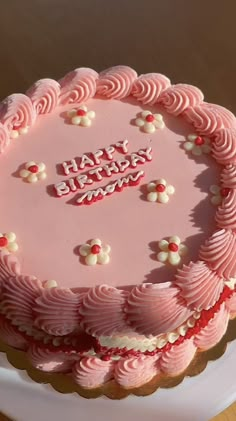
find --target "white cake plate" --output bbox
[0,341,236,421]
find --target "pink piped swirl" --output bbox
[199,229,236,279]
[194,303,229,350]
[0,94,36,132]
[26,78,60,114]
[1,275,42,326]
[34,287,80,336]
[73,357,114,389]
[126,283,192,336]
[114,355,159,389]
[0,122,10,154]
[174,261,224,311]
[159,339,197,376]
[131,73,170,105]
[215,189,236,232]
[184,102,236,136]
[221,164,236,189]
[226,292,236,317]
[0,316,28,350]
[79,285,128,336]
[212,128,236,165]
[159,84,204,116]
[59,68,98,105]
[96,66,137,99]
[28,343,75,373]
[0,250,21,298]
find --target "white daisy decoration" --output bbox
[157,236,188,266]
[135,111,165,134]
[19,161,47,183]
[0,232,18,252]
[79,239,111,266]
[147,178,175,203]
[184,134,211,156]
[67,105,95,127]
[209,185,230,205]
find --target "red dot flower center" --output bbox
[220,187,230,197]
[0,237,8,247]
[77,109,86,117]
[28,165,39,173]
[145,114,155,123]
[194,136,204,146]
[168,242,179,252]
[156,184,166,193]
[91,244,101,254]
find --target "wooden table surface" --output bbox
[0,1,236,420]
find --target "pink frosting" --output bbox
[0,316,28,350]
[0,251,21,297]
[184,102,236,136]
[34,287,80,336]
[221,164,236,189]
[175,261,224,311]
[131,73,170,104]
[194,303,229,350]
[0,122,9,154]
[1,275,42,326]
[59,68,98,105]
[96,66,137,99]
[79,285,128,336]
[199,229,236,279]
[126,283,192,336]
[215,189,236,232]
[26,78,60,114]
[225,292,236,316]
[0,93,36,132]
[28,343,75,372]
[114,355,159,389]
[73,357,114,389]
[159,84,204,116]
[159,339,197,376]
[212,128,236,165]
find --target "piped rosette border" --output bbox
[0,66,236,392]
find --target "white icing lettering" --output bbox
[116,159,130,173]
[79,154,95,170]
[91,149,104,165]
[138,147,152,161]
[68,178,77,192]
[130,153,145,168]
[88,166,103,181]
[104,146,115,160]
[54,181,70,197]
[62,159,78,175]
[75,174,93,189]
[103,161,119,176]
[115,139,129,154]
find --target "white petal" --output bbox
[67,109,77,118]
[5,232,16,242]
[25,161,36,169]
[7,242,18,252]
[153,114,163,121]
[166,185,175,195]
[204,137,211,145]
[147,182,157,192]
[79,105,87,112]
[19,127,28,135]
[143,123,155,134]
[135,118,145,127]
[80,116,92,127]
[147,192,158,202]
[27,174,38,183]
[85,254,97,266]
[192,146,202,156]
[20,169,30,178]
[187,134,197,141]
[158,192,169,204]
[37,163,46,172]
[37,172,47,181]
[168,252,181,265]
[155,178,166,186]
[102,244,111,254]
[79,244,91,257]
[158,240,169,251]
[209,185,220,194]
[141,110,151,118]
[157,251,168,262]
[44,280,58,288]
[90,239,102,246]
[202,144,211,154]
[87,110,95,119]
[211,195,222,206]
[71,116,81,125]
[179,244,188,256]
[169,235,181,245]
[184,141,194,151]
[11,130,19,139]
[97,253,110,265]
[154,119,165,129]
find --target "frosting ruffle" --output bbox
[212,128,236,165]
[131,73,170,105]
[215,189,236,232]
[175,261,224,311]
[0,93,36,132]
[26,78,60,114]
[221,164,236,189]
[199,229,236,279]
[114,355,159,389]
[194,303,229,350]
[0,122,9,154]
[28,343,75,372]
[126,283,192,336]
[80,285,128,336]
[0,316,28,350]
[59,68,98,105]
[34,287,80,336]
[96,66,137,99]
[225,292,236,317]
[0,250,21,297]
[73,357,114,389]
[159,338,196,376]
[159,84,204,116]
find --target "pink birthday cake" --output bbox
[0,66,235,392]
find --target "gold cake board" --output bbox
[1,317,236,400]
